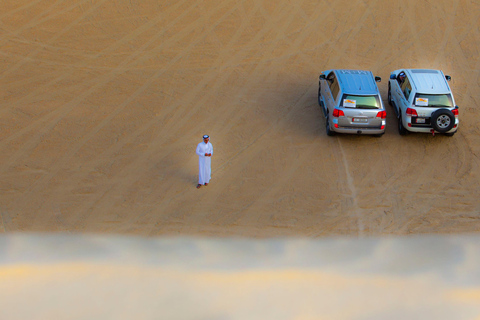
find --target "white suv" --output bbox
[388,69,459,136]
[318,69,386,136]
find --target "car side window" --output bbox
[327,72,340,100]
[401,77,412,100]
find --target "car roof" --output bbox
[404,69,451,94]
[334,69,379,95]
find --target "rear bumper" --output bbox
[332,117,386,135]
[333,127,385,135]
[405,118,459,133]
[406,127,458,133]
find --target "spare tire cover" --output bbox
[431,109,455,133]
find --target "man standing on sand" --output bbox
[196,135,213,189]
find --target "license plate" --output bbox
[416,118,425,124]
[353,118,367,123]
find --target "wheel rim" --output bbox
[436,115,451,128]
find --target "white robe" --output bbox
[196,141,213,185]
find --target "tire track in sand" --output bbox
[1,0,203,228]
[0,0,107,79]
[0,0,199,172]
[70,0,319,234]
[142,1,340,235]
[8,0,244,230]
[298,0,379,236]
[0,0,194,122]
[146,0,383,235]
[70,0,294,233]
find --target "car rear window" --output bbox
[414,94,453,108]
[341,95,380,109]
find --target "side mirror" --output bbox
[445,75,451,81]
[375,76,381,82]
[390,74,396,80]
[319,74,326,80]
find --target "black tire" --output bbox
[326,115,335,136]
[388,84,400,118]
[431,109,455,133]
[322,101,327,117]
[388,84,392,106]
[318,86,322,106]
[398,115,407,135]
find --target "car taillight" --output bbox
[332,109,345,117]
[376,110,387,119]
[452,109,459,116]
[406,108,418,116]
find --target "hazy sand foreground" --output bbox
[1,0,480,236]
[2,235,480,320]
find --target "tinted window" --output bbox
[413,93,453,108]
[341,94,381,109]
[327,72,340,100]
[401,77,412,100]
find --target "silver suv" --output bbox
[388,69,459,136]
[318,69,386,136]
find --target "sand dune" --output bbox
[1,0,480,236]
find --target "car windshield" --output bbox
[341,94,380,109]
[414,93,453,108]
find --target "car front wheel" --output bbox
[318,86,322,106]
[388,84,392,106]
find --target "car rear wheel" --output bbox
[431,109,455,133]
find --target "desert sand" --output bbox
[1,1,480,319]
[1,0,479,236]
